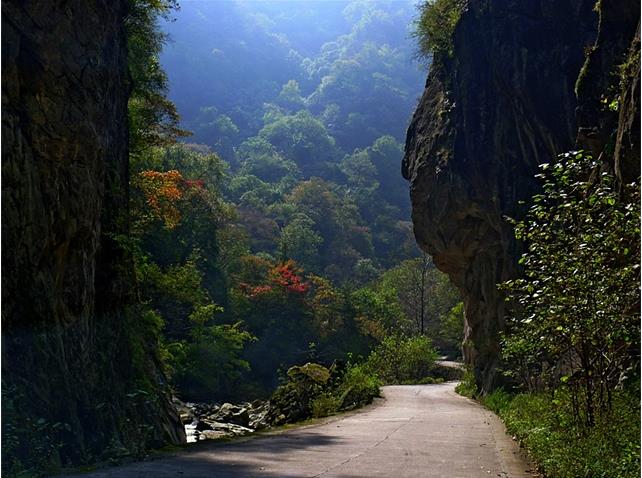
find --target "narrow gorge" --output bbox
[2,0,639,475]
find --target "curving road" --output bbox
[77,383,534,477]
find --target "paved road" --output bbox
[78,383,534,477]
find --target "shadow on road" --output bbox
[80,431,343,477]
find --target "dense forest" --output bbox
[129,0,463,401]
[2,0,640,477]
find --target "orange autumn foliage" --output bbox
[270,260,309,294]
[241,260,310,298]
[136,169,204,229]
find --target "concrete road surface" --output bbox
[76,383,535,477]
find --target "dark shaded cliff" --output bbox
[575,0,640,184]
[2,0,184,471]
[402,0,599,392]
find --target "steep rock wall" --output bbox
[575,0,640,183]
[2,0,184,469]
[402,0,597,392]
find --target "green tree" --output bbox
[351,287,406,337]
[379,255,460,343]
[279,213,323,271]
[502,152,640,426]
[286,178,373,281]
[237,144,301,184]
[277,80,306,112]
[189,107,240,161]
[365,335,438,384]
[126,0,187,155]
[167,305,254,400]
[439,302,465,358]
[259,110,339,177]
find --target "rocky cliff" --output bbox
[575,1,640,184]
[402,0,600,392]
[2,0,184,471]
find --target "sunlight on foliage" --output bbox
[501,151,640,427]
[413,0,467,60]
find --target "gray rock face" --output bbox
[403,0,597,392]
[1,0,184,467]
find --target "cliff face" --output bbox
[2,0,184,469]
[402,0,598,392]
[575,0,640,183]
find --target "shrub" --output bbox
[498,390,640,478]
[1,384,63,477]
[336,363,381,410]
[311,394,343,418]
[365,334,438,384]
[454,367,476,398]
[412,0,467,60]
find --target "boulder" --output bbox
[200,421,253,437]
[208,403,250,427]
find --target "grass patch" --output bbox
[454,367,476,398]
[478,388,511,414]
[475,387,640,477]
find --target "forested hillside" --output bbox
[162,1,424,160]
[124,0,463,403]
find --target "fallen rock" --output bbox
[198,430,228,441]
[249,409,269,430]
[205,403,250,427]
[183,398,272,440]
[201,420,254,436]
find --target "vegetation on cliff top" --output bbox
[412,0,466,60]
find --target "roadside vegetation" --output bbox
[458,372,639,478]
[457,151,640,477]
[267,333,452,426]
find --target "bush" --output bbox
[311,394,343,419]
[413,0,467,60]
[267,361,380,425]
[336,363,381,410]
[365,334,438,384]
[454,367,476,398]
[1,384,63,477]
